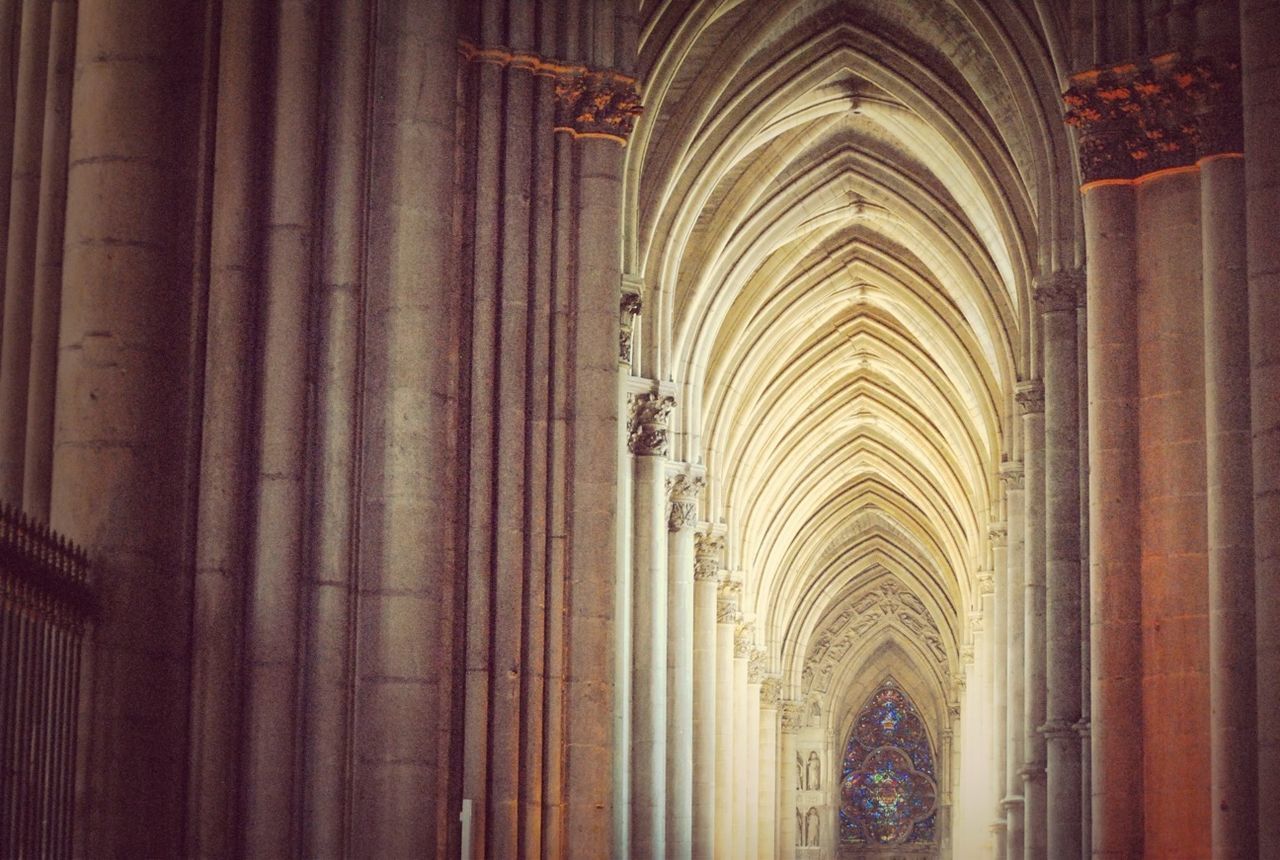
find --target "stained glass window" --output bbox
[839,680,938,845]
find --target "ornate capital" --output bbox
[1000,461,1025,490]
[717,578,741,622]
[748,648,767,683]
[780,701,805,733]
[960,643,975,665]
[1015,381,1044,415]
[1064,52,1242,183]
[694,531,724,581]
[1033,269,1085,313]
[977,570,994,594]
[620,290,642,364]
[459,40,644,145]
[988,522,1007,547]
[666,474,703,532]
[760,675,782,708]
[734,622,753,658]
[947,702,961,721]
[1019,761,1047,782]
[627,392,675,456]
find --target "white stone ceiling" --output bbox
[626,0,1077,715]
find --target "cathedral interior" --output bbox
[0,0,1277,858]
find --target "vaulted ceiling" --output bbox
[625,0,1079,720]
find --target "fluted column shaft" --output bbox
[692,534,722,859]
[1201,154,1258,859]
[1039,272,1083,860]
[1017,380,1047,860]
[666,474,701,860]
[1243,7,1280,850]
[1003,464,1026,860]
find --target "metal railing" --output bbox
[0,504,91,859]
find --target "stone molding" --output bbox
[458,40,643,144]
[1038,719,1079,741]
[627,391,675,456]
[666,473,703,532]
[1001,796,1025,811]
[693,531,724,581]
[1033,268,1085,313]
[1073,718,1091,738]
[1020,761,1047,781]
[1015,381,1044,415]
[620,290,642,364]
[1064,51,1242,183]
[1000,461,1025,490]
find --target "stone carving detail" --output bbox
[666,474,703,532]
[1034,268,1085,313]
[734,622,753,658]
[627,392,675,456]
[780,700,805,733]
[554,72,644,143]
[717,578,741,623]
[1000,461,1025,491]
[960,643,975,665]
[977,569,995,594]
[458,40,644,145]
[803,807,820,847]
[694,531,723,581]
[620,291,642,364]
[802,577,947,695]
[805,751,821,790]
[1063,52,1242,183]
[748,647,767,683]
[760,675,781,708]
[1015,381,1044,415]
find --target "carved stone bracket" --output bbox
[1064,52,1242,183]
[627,391,675,456]
[694,531,723,581]
[458,40,643,145]
[1015,380,1044,416]
[666,473,703,532]
[1034,268,1085,314]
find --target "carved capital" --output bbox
[1033,268,1085,313]
[459,40,644,145]
[760,675,782,708]
[1015,381,1044,415]
[1038,719,1079,741]
[977,570,994,594]
[988,522,1007,546]
[717,578,741,622]
[620,291,642,364]
[734,622,753,658]
[960,643,975,665]
[1019,761,1047,782]
[666,474,703,532]
[694,531,724,581]
[748,648,767,683]
[1064,52,1242,183]
[1000,461,1025,490]
[780,701,805,733]
[555,72,644,143]
[627,392,675,456]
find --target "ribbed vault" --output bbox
[626,1,1074,845]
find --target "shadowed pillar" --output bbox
[1016,380,1046,860]
[1001,462,1026,860]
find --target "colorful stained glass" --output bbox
[839,681,938,845]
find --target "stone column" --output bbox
[1037,271,1084,860]
[1243,7,1280,850]
[1001,463,1026,860]
[54,2,205,853]
[666,473,702,860]
[1082,182,1144,859]
[692,532,722,859]
[759,677,780,859]
[938,723,955,860]
[779,702,799,860]
[1202,151,1259,859]
[1016,380,1047,860]
[715,577,741,855]
[629,392,674,859]
[732,623,751,859]
[746,651,763,859]
[990,525,1008,860]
